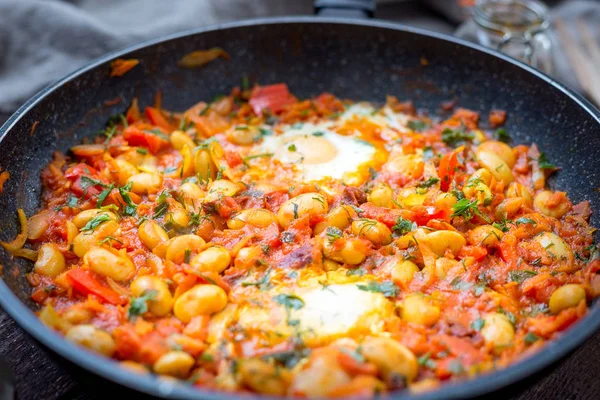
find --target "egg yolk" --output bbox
[276,135,338,164]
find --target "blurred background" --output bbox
[0,0,598,123]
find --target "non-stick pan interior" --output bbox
[0,18,599,399]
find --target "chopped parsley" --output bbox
[118,182,137,216]
[407,120,428,132]
[347,267,366,276]
[66,195,78,208]
[493,219,511,232]
[144,129,169,140]
[325,226,343,244]
[136,148,148,155]
[498,307,517,326]
[422,146,435,161]
[80,214,112,232]
[471,317,485,331]
[537,152,555,169]
[447,359,465,375]
[417,177,440,189]
[312,131,325,137]
[442,126,474,147]
[259,127,272,136]
[494,128,511,143]
[243,153,274,162]
[263,348,311,369]
[153,190,171,219]
[80,176,109,190]
[451,198,489,222]
[508,270,538,283]
[451,277,473,291]
[522,303,549,317]
[288,144,297,152]
[524,332,540,345]
[128,290,158,320]
[280,231,296,244]
[515,217,536,226]
[417,352,438,369]
[392,217,414,236]
[356,280,399,298]
[96,184,114,208]
[273,294,305,310]
[340,348,365,363]
[241,267,273,291]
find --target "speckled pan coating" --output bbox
[0,18,598,399]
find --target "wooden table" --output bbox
[1,304,600,399]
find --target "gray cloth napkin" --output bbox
[0,0,597,113]
[0,0,314,113]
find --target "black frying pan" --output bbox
[0,1,599,398]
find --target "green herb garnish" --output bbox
[451,198,489,222]
[80,214,112,232]
[508,270,538,283]
[356,280,399,298]
[128,290,158,320]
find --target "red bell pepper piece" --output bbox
[145,107,172,131]
[438,148,461,192]
[249,83,295,115]
[412,205,449,225]
[123,125,168,154]
[67,269,125,305]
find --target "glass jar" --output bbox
[456,0,555,75]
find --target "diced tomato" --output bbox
[64,163,99,180]
[264,190,289,213]
[458,245,488,261]
[249,83,296,115]
[337,351,377,376]
[412,205,449,225]
[113,325,141,360]
[65,163,105,199]
[184,316,211,341]
[193,112,230,137]
[438,149,460,192]
[67,269,125,305]
[489,110,506,127]
[360,202,412,227]
[31,288,49,304]
[145,106,172,131]
[123,125,168,154]
[216,196,240,218]
[313,92,345,116]
[448,108,479,130]
[224,150,243,168]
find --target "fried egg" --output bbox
[260,122,376,182]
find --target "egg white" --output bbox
[260,122,376,182]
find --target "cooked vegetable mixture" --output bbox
[5,83,599,397]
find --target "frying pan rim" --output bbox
[0,16,599,400]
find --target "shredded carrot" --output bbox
[177,48,230,68]
[110,58,140,77]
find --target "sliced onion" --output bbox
[1,209,28,253]
[71,144,105,157]
[106,277,131,297]
[28,211,51,240]
[12,248,38,261]
[146,253,165,276]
